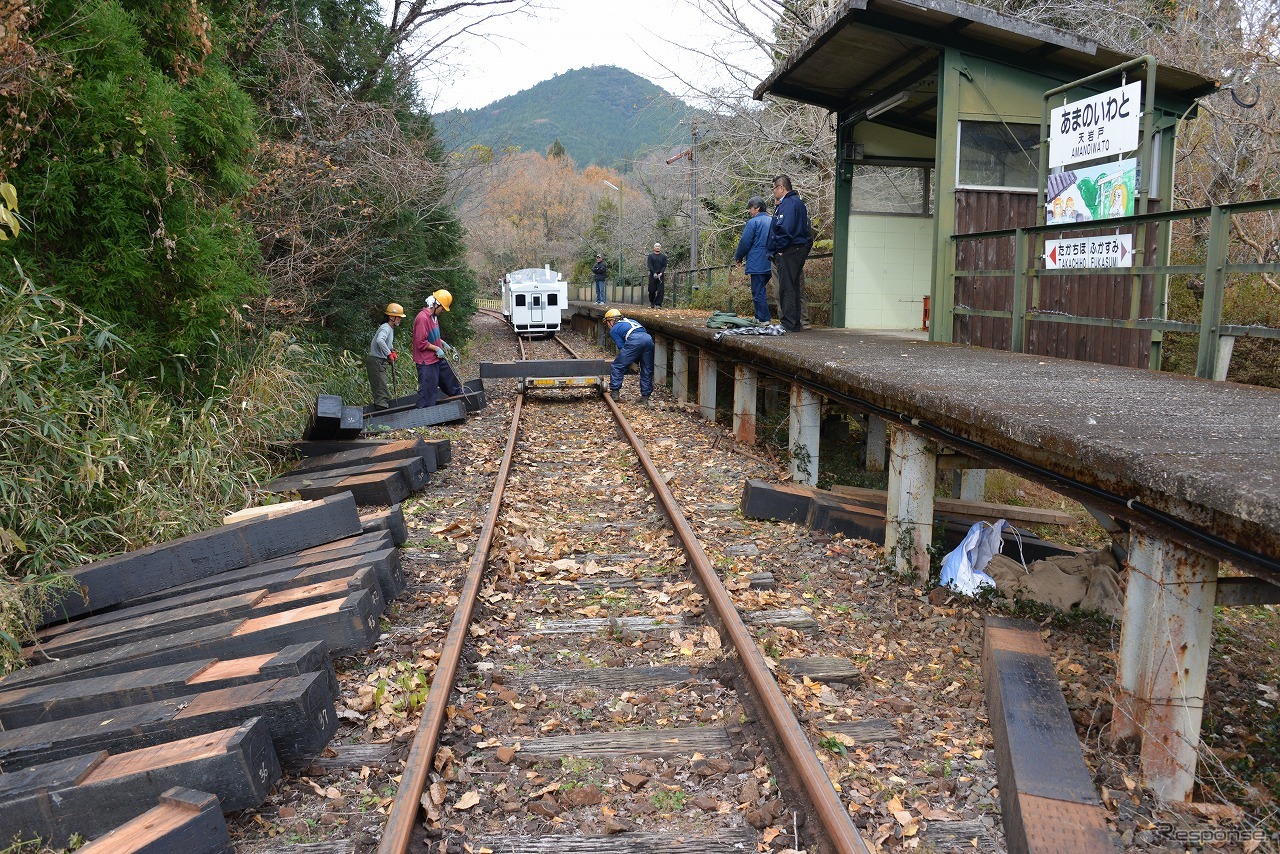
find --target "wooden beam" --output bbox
[0,719,279,847]
[363,398,466,432]
[983,617,1115,853]
[291,438,438,475]
[0,672,337,771]
[360,504,408,546]
[7,591,381,691]
[30,569,383,661]
[1214,576,1280,606]
[302,394,345,441]
[42,493,363,625]
[831,484,1076,526]
[77,787,233,854]
[120,533,399,607]
[0,643,334,730]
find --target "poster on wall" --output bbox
[1045,158,1137,225]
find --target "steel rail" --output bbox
[377,393,524,854]
[600,392,872,854]
[552,334,580,359]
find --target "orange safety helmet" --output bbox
[604,308,622,322]
[431,289,453,311]
[384,302,406,318]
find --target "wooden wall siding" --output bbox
[953,189,1155,368]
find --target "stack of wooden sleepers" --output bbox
[0,478,417,850]
[267,435,451,505]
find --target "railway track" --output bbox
[1,310,1012,851]
[377,323,872,853]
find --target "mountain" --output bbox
[434,66,690,168]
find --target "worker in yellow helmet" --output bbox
[603,308,654,404]
[412,289,464,409]
[367,302,405,410]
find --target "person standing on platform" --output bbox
[412,289,464,409]
[592,253,608,305]
[733,196,773,324]
[646,243,667,308]
[603,308,654,404]
[366,302,404,410]
[767,175,813,333]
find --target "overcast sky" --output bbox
[420,0,774,112]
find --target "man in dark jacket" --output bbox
[645,243,667,308]
[733,196,773,323]
[766,175,813,333]
[591,253,608,304]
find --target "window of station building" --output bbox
[957,121,1039,189]
[547,293,559,306]
[515,294,526,306]
[849,163,934,216]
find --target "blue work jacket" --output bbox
[608,318,650,349]
[767,191,812,253]
[733,211,773,275]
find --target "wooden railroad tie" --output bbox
[28,569,383,661]
[75,787,233,854]
[0,719,279,849]
[364,398,467,433]
[0,642,335,730]
[473,831,760,853]
[742,479,1080,562]
[267,463,422,507]
[291,437,440,475]
[982,616,1115,853]
[0,671,337,772]
[360,504,409,545]
[40,492,364,625]
[291,436,451,468]
[4,591,382,691]
[35,550,397,647]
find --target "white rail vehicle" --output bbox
[501,266,567,337]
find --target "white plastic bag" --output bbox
[938,520,1011,595]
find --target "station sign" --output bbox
[1050,82,1142,168]
[1044,235,1133,269]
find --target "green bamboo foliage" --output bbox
[0,264,362,672]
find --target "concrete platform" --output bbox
[570,302,1280,583]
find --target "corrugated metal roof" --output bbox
[754,0,1217,130]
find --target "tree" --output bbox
[223,1,479,349]
[2,0,261,386]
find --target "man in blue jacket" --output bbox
[766,175,813,333]
[603,308,654,404]
[733,196,773,323]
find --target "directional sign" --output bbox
[1044,235,1133,269]
[1050,82,1142,168]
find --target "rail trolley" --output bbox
[500,266,567,336]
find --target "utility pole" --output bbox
[602,179,622,294]
[689,118,698,276]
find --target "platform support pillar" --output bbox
[733,365,758,445]
[654,336,668,389]
[865,415,888,472]
[1113,532,1217,801]
[672,341,689,404]
[698,352,718,422]
[955,469,986,501]
[788,384,821,486]
[885,427,935,582]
